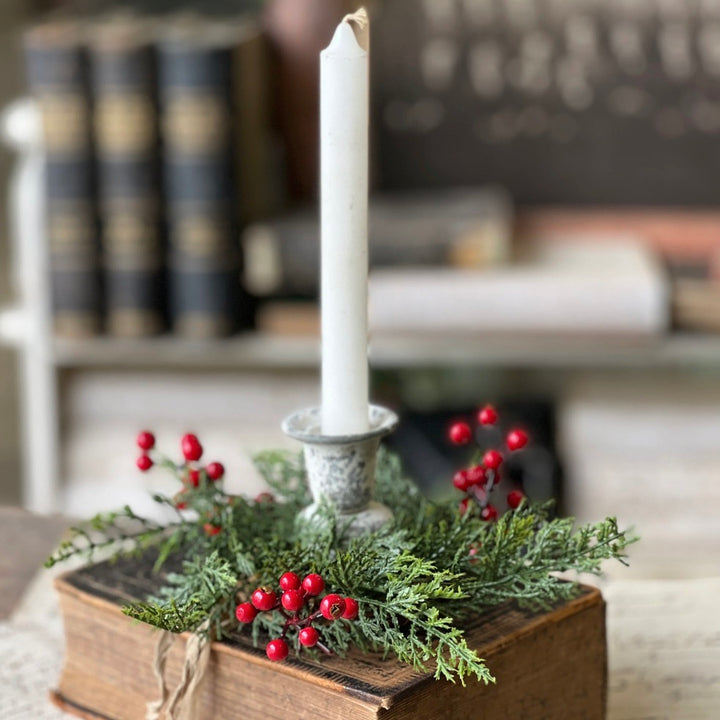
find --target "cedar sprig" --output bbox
[124,551,237,637]
[44,506,170,568]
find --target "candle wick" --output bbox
[342,7,369,52]
[342,7,368,30]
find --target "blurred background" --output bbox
[2,0,720,579]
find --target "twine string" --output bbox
[165,621,212,720]
[145,630,174,720]
[145,620,211,720]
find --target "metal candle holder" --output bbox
[282,405,398,538]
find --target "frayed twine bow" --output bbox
[146,620,211,720]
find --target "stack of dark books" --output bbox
[25,11,274,339]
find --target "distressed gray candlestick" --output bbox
[282,405,398,538]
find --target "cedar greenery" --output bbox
[47,447,634,685]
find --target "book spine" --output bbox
[25,25,102,337]
[90,31,165,337]
[158,28,245,338]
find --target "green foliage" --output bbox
[45,506,170,568]
[125,551,237,636]
[48,448,635,685]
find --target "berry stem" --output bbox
[156,456,181,472]
[479,469,497,509]
[296,610,323,627]
[315,640,334,656]
[470,484,486,504]
[470,449,484,466]
[281,609,322,633]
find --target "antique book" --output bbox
[52,553,606,720]
[671,278,720,333]
[89,15,166,338]
[243,187,513,299]
[24,20,102,337]
[369,240,668,338]
[157,16,259,338]
[516,208,720,266]
[255,300,320,336]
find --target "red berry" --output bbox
[174,490,188,510]
[181,433,203,462]
[468,543,482,565]
[251,587,277,611]
[319,594,346,621]
[281,589,305,612]
[481,504,498,522]
[342,597,359,620]
[279,572,301,591]
[136,454,153,472]
[206,462,225,481]
[186,468,201,487]
[136,431,155,451]
[466,465,486,487]
[458,497,471,516]
[452,469,471,492]
[478,405,498,426]
[507,429,529,452]
[255,492,275,504]
[298,627,319,647]
[266,638,288,662]
[448,422,472,445]
[203,523,221,536]
[302,573,325,597]
[507,490,525,509]
[235,602,257,623]
[483,450,503,470]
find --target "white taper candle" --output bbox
[320,9,370,436]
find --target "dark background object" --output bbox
[384,398,560,506]
[263,0,354,201]
[372,0,720,206]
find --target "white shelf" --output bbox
[51,332,720,371]
[53,334,321,370]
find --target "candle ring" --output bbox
[282,405,398,538]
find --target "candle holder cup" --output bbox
[282,405,398,539]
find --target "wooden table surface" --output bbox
[0,507,69,619]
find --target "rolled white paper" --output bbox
[320,11,370,436]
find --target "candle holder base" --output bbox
[298,500,394,538]
[282,405,398,539]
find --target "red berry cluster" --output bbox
[448,405,529,519]
[134,432,226,527]
[235,572,358,662]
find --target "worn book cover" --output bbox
[52,553,606,720]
